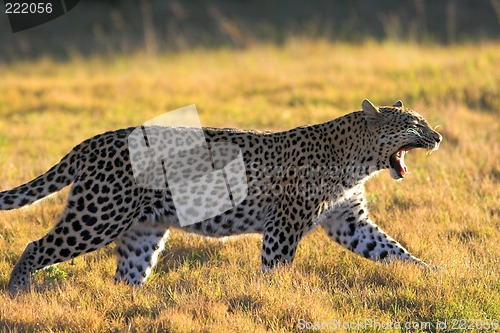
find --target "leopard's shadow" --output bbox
[155,237,233,272]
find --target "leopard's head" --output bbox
[362,99,442,180]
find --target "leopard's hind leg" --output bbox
[7,180,139,294]
[113,216,170,286]
[8,206,134,294]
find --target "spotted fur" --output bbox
[3,99,442,294]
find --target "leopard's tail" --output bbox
[0,142,83,211]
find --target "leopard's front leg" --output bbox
[260,199,310,272]
[261,215,303,272]
[321,187,427,266]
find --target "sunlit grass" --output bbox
[1,40,500,332]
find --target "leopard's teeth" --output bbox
[396,150,406,160]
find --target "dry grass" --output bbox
[0,40,500,332]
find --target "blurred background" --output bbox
[1,0,500,60]
[1,2,500,332]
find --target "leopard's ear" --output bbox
[362,99,383,125]
[393,100,404,108]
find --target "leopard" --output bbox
[2,99,442,294]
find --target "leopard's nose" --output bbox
[432,131,442,144]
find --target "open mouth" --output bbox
[390,146,412,179]
[389,143,439,179]
[390,145,423,179]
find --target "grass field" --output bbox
[0,40,500,332]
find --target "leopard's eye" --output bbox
[406,127,421,136]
